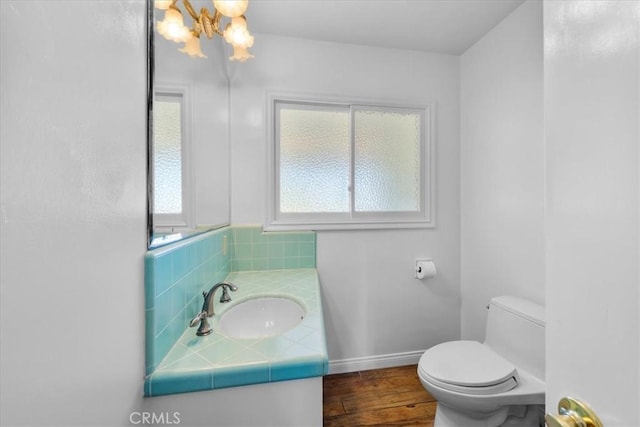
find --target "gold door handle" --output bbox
[545,397,603,427]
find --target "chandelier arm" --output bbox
[200,8,215,39]
[181,0,199,21]
[211,9,224,36]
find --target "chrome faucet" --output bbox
[189,282,238,336]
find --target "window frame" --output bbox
[266,92,436,231]
[152,83,195,233]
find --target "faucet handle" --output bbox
[220,286,232,303]
[219,282,238,303]
[189,311,207,328]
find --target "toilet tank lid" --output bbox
[419,340,519,387]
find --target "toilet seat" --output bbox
[418,340,519,396]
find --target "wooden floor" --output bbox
[323,365,437,426]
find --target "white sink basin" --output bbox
[218,297,305,339]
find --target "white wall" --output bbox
[0,1,148,425]
[229,35,461,367]
[460,0,545,341]
[544,1,640,424]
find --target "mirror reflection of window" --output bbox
[153,91,192,232]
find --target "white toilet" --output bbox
[418,296,545,427]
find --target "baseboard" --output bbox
[328,350,425,375]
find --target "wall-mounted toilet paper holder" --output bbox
[415,259,437,280]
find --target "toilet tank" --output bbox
[484,296,545,381]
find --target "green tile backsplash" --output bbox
[145,228,231,375]
[230,226,316,271]
[144,226,317,376]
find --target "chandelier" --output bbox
[154,0,255,61]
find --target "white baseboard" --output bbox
[328,350,425,375]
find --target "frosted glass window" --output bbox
[270,97,433,230]
[354,108,421,212]
[153,95,183,214]
[279,106,350,213]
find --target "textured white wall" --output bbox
[460,0,545,341]
[229,35,461,367]
[0,1,148,425]
[544,1,640,424]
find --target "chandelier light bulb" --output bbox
[229,45,254,62]
[157,6,192,43]
[223,16,254,48]
[213,0,248,18]
[179,34,207,58]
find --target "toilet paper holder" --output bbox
[415,259,437,280]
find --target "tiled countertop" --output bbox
[144,269,328,397]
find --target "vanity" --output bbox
[144,226,328,425]
[145,268,328,396]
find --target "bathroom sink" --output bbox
[218,297,305,339]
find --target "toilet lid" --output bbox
[418,341,519,395]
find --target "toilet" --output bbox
[418,296,545,427]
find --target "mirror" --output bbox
[147,0,231,248]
